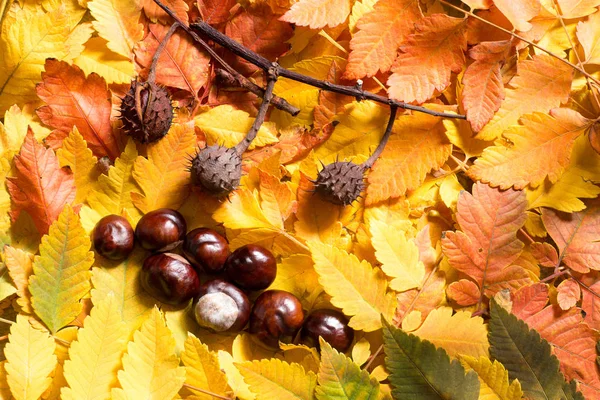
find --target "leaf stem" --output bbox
[363,106,398,169]
[182,383,234,399]
[568,272,600,301]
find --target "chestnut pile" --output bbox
[92,208,354,352]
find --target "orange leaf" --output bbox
[135,23,210,94]
[314,59,353,130]
[6,130,76,235]
[139,0,188,24]
[541,199,600,273]
[492,0,541,32]
[366,112,452,205]
[36,59,121,160]
[530,241,559,268]
[462,40,511,132]
[446,279,480,306]
[556,278,581,310]
[387,14,466,104]
[393,271,445,326]
[468,109,589,190]
[581,281,600,330]
[343,0,423,80]
[556,0,600,18]
[198,0,237,25]
[280,0,352,29]
[441,183,533,299]
[511,282,549,319]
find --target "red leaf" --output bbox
[6,130,76,235]
[36,59,121,160]
[139,0,189,24]
[556,278,581,310]
[198,0,237,25]
[446,279,480,306]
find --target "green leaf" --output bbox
[382,319,480,400]
[488,299,584,400]
[316,337,379,400]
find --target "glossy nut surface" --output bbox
[183,228,230,273]
[135,208,186,252]
[93,215,135,260]
[195,279,250,332]
[301,309,354,353]
[249,290,304,346]
[225,245,276,291]
[140,253,200,305]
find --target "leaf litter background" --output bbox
[1,0,600,398]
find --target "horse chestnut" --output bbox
[249,290,305,346]
[135,208,186,252]
[224,244,276,291]
[140,253,200,305]
[183,228,230,273]
[301,309,354,353]
[92,215,135,260]
[194,279,250,332]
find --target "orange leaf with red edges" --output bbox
[6,130,76,235]
[556,278,581,310]
[343,0,423,80]
[280,0,352,29]
[541,199,600,273]
[139,0,188,24]
[387,14,467,104]
[36,59,121,160]
[446,279,480,306]
[135,23,210,95]
[441,183,534,300]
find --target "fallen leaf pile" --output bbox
[0,0,600,398]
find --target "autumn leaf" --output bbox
[87,0,143,59]
[139,0,188,24]
[387,14,466,104]
[236,359,316,400]
[57,127,100,204]
[73,37,135,84]
[576,10,600,64]
[344,0,423,79]
[6,130,76,235]
[4,246,34,314]
[556,279,580,310]
[556,0,600,18]
[446,279,481,306]
[492,0,540,31]
[36,59,121,160]
[181,333,231,399]
[280,0,351,29]
[460,356,523,400]
[394,271,446,326]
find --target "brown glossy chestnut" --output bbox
[135,208,186,252]
[249,290,305,346]
[183,228,230,273]
[224,244,276,291]
[301,309,354,353]
[93,215,135,260]
[140,253,200,305]
[194,279,250,332]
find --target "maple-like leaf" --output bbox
[366,112,452,205]
[462,40,511,132]
[4,246,34,314]
[343,0,423,80]
[469,109,589,190]
[4,314,57,400]
[6,130,76,235]
[280,0,351,29]
[492,0,540,31]
[441,183,533,301]
[388,14,466,104]
[0,7,69,113]
[61,294,128,400]
[139,0,188,23]
[73,37,134,85]
[576,10,600,64]
[446,279,480,306]
[131,122,195,213]
[460,356,523,400]
[237,359,317,400]
[382,319,481,399]
[87,0,143,59]
[112,307,185,399]
[541,199,600,273]
[29,205,93,333]
[57,127,100,204]
[308,241,396,332]
[135,23,210,94]
[556,0,600,18]
[316,338,380,400]
[181,333,231,399]
[556,278,581,310]
[476,54,573,141]
[36,59,121,160]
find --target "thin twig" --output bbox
[439,0,600,86]
[148,22,179,85]
[568,272,600,301]
[364,106,398,169]
[182,383,234,399]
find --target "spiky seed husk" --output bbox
[120,80,173,143]
[190,145,242,197]
[315,161,366,206]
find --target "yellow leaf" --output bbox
[0,6,69,113]
[113,307,186,399]
[194,106,279,150]
[232,332,277,362]
[42,0,87,29]
[268,254,322,310]
[4,246,33,313]
[87,0,143,58]
[73,37,134,84]
[351,338,371,367]
[307,241,396,331]
[57,127,100,204]
[61,295,128,400]
[280,0,351,29]
[349,0,378,33]
[29,205,94,333]
[181,333,231,399]
[370,220,425,292]
[132,123,196,213]
[257,170,296,228]
[236,359,317,400]
[0,361,10,400]
[0,263,15,304]
[442,118,491,158]
[218,350,255,400]
[412,306,489,358]
[461,356,523,400]
[439,173,463,209]
[5,314,57,400]
[42,326,79,400]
